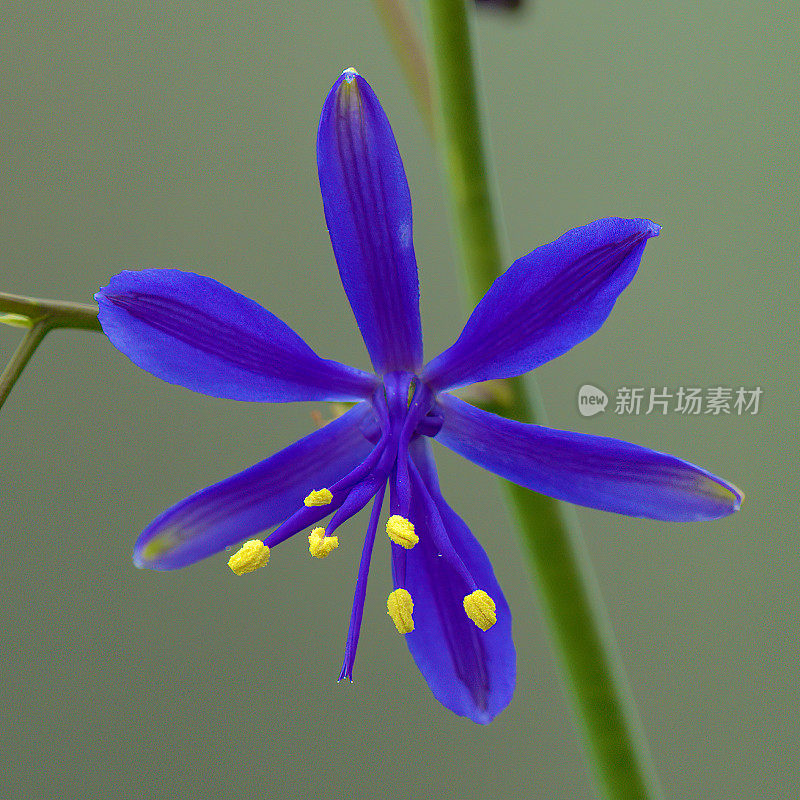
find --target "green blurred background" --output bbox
[4,2,797,798]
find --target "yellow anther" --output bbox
[308,527,339,559]
[304,488,333,507]
[387,589,414,634]
[228,540,270,575]
[463,590,497,631]
[386,515,419,549]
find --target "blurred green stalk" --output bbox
[372,0,434,133]
[422,1,663,798]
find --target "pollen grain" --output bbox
[308,527,339,558]
[387,588,414,634]
[463,590,497,631]
[386,515,419,549]
[304,488,333,507]
[228,540,270,575]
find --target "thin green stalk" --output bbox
[0,292,102,332]
[371,0,435,134]
[423,2,662,798]
[0,320,52,410]
[0,292,101,410]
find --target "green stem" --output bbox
[0,292,102,332]
[423,2,662,798]
[0,292,101,410]
[371,0,435,134]
[0,320,52,410]
[424,3,503,303]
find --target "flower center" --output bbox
[359,371,442,445]
[225,370,496,680]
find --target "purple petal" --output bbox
[399,438,515,724]
[421,218,660,391]
[133,404,373,570]
[436,394,742,521]
[317,69,423,374]
[96,269,376,402]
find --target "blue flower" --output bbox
[96,68,741,724]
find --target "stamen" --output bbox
[263,392,390,551]
[390,530,408,590]
[326,478,384,537]
[228,540,270,575]
[386,515,419,549]
[308,527,339,558]
[265,494,347,549]
[387,588,414,634]
[304,488,333,507]
[463,590,497,631]
[327,423,389,496]
[339,483,386,682]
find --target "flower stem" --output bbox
[0,292,101,410]
[371,0,435,134]
[423,1,662,797]
[0,292,102,332]
[0,320,51,410]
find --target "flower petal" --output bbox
[398,438,515,724]
[421,218,660,391]
[96,269,376,402]
[436,394,742,521]
[317,69,423,373]
[133,404,374,569]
